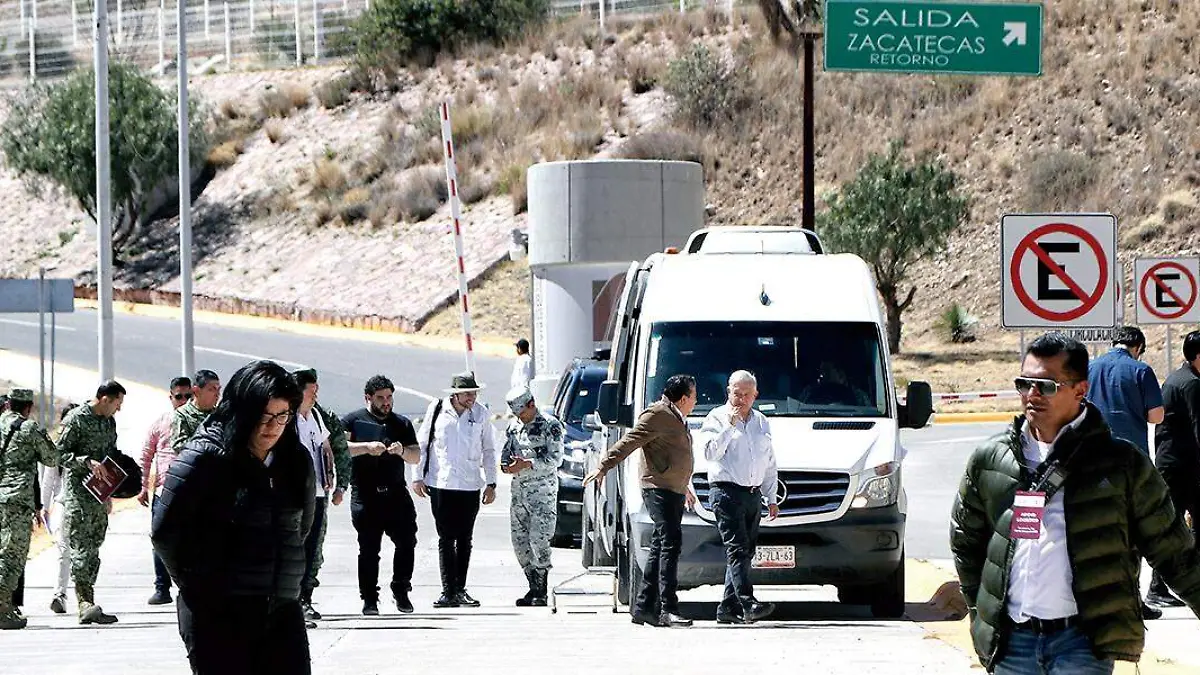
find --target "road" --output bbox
[0,309,514,418]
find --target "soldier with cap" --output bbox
[58,380,126,625]
[0,389,59,629]
[501,386,564,606]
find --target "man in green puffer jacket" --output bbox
[951,332,1200,674]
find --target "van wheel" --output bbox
[869,552,906,619]
[617,533,642,607]
[837,586,869,606]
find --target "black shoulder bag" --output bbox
[421,400,444,480]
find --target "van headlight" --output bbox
[851,462,900,509]
[559,441,590,479]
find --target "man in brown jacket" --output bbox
[584,374,697,628]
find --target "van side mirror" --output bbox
[597,380,621,426]
[583,412,602,432]
[900,381,934,429]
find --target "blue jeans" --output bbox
[994,626,1114,675]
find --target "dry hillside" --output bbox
[2,1,1198,381]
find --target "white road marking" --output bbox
[0,318,78,331]
[195,346,438,402]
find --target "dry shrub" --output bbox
[451,106,496,146]
[1160,190,1198,225]
[315,76,353,109]
[339,187,371,223]
[1121,215,1165,247]
[1102,93,1140,135]
[458,170,494,206]
[413,137,445,167]
[625,53,665,95]
[265,120,286,144]
[498,162,529,215]
[207,139,244,168]
[560,70,623,116]
[283,82,311,109]
[396,167,448,222]
[618,130,704,167]
[313,199,334,226]
[311,158,347,194]
[514,81,555,129]
[259,89,295,118]
[218,99,244,119]
[1024,151,1097,210]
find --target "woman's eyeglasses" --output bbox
[259,410,295,427]
[172,393,194,402]
[1014,377,1077,397]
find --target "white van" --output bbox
[583,248,932,618]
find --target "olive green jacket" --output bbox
[951,402,1200,670]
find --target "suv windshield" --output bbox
[566,369,606,426]
[643,321,888,418]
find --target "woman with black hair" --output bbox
[152,360,315,675]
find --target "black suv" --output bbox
[548,358,608,547]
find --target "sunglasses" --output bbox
[172,393,194,401]
[1014,377,1078,397]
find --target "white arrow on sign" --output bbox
[1003,22,1027,47]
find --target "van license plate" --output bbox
[752,546,796,569]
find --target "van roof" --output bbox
[639,253,882,324]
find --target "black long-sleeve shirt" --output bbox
[1154,364,1200,476]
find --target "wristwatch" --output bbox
[487,483,497,489]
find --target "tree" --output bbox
[0,61,208,253]
[819,141,970,354]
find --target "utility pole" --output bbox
[179,0,195,376]
[799,3,823,232]
[95,0,114,380]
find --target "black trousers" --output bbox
[1150,469,1200,596]
[428,487,481,594]
[300,497,328,600]
[351,488,418,601]
[177,592,310,675]
[635,488,685,617]
[711,483,762,612]
[152,495,172,593]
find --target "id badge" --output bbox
[1010,490,1046,539]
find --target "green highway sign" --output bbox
[824,1,1043,76]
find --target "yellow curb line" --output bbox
[905,559,1191,674]
[74,298,517,360]
[934,412,1018,424]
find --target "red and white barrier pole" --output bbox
[439,98,476,375]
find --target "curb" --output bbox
[74,298,517,360]
[933,412,1018,425]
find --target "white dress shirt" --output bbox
[699,404,779,505]
[296,408,330,497]
[1006,408,1087,623]
[415,398,498,491]
[510,354,534,390]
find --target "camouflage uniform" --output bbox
[504,409,563,599]
[170,399,211,455]
[0,402,58,627]
[308,402,350,590]
[57,404,118,614]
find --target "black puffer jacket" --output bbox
[152,420,315,601]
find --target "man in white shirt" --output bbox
[414,372,498,609]
[698,370,779,625]
[510,339,533,390]
[293,369,335,626]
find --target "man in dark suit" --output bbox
[584,374,697,628]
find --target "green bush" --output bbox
[936,303,978,343]
[663,44,752,130]
[349,0,549,69]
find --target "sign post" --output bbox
[0,278,75,426]
[1135,256,1200,373]
[824,0,1043,76]
[1001,213,1118,331]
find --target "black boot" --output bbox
[515,568,538,607]
[530,568,549,607]
[434,550,459,608]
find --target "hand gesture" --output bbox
[367,442,387,456]
[508,457,533,474]
[767,503,780,521]
[332,489,344,507]
[137,488,151,508]
[412,480,428,498]
[89,459,115,484]
[482,485,497,505]
[685,489,697,512]
[582,469,605,488]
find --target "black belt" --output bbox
[1013,616,1079,635]
[712,482,760,493]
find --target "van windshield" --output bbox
[643,321,889,418]
[566,369,607,425]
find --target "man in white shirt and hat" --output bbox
[414,372,498,608]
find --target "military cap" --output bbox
[505,386,534,414]
[7,388,34,403]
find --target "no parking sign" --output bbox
[1001,214,1118,329]
[1135,257,1200,324]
